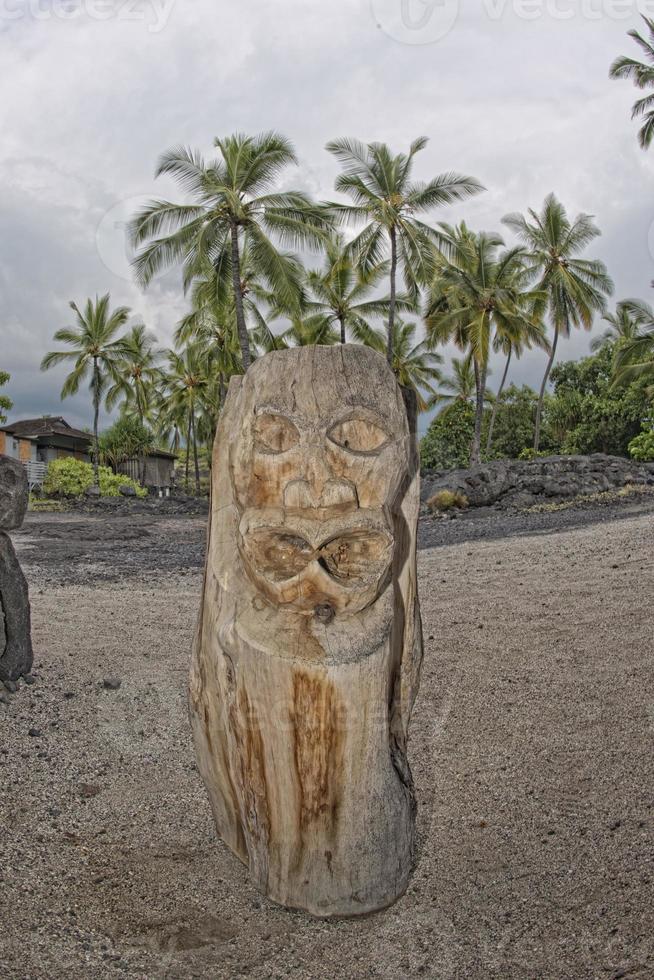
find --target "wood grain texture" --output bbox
[190,345,423,917]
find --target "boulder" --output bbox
[422,454,654,510]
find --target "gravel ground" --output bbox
[1,505,653,979]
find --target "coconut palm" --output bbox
[41,294,130,484]
[253,313,341,352]
[485,316,549,455]
[431,356,478,410]
[426,225,544,465]
[503,194,613,451]
[304,232,414,344]
[129,132,331,370]
[612,298,654,397]
[591,300,642,352]
[358,319,442,412]
[326,137,483,364]
[160,345,209,492]
[105,324,163,482]
[610,16,654,149]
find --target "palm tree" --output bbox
[431,356,479,410]
[610,16,654,149]
[591,300,642,352]
[304,232,414,344]
[160,345,209,493]
[253,313,341,352]
[612,298,654,397]
[129,132,331,370]
[426,225,543,465]
[361,319,442,412]
[326,137,483,365]
[41,294,130,485]
[503,194,613,451]
[485,316,549,455]
[105,324,163,482]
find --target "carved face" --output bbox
[0,455,28,531]
[228,346,411,617]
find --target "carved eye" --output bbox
[254,413,300,455]
[328,419,389,455]
[318,531,392,584]
[244,530,314,582]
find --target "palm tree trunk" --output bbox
[387,225,398,367]
[185,404,192,491]
[92,356,100,487]
[191,412,201,494]
[339,317,346,345]
[138,404,146,487]
[230,223,251,371]
[485,349,512,455]
[470,359,487,467]
[534,325,560,452]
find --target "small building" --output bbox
[0,416,92,464]
[117,449,178,491]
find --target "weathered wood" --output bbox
[190,345,423,917]
[0,455,33,683]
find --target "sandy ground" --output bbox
[1,508,653,979]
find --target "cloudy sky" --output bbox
[2,0,654,433]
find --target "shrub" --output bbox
[421,402,474,471]
[98,468,147,498]
[99,416,154,469]
[427,490,469,513]
[628,428,654,462]
[43,458,94,497]
[43,458,147,498]
[518,448,551,461]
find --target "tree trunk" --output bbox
[185,404,192,491]
[191,411,201,494]
[534,325,560,452]
[387,225,398,367]
[231,223,251,372]
[469,359,487,467]
[138,405,146,487]
[485,349,512,456]
[339,317,346,345]
[92,357,100,487]
[190,345,423,917]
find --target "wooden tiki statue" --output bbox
[190,345,423,917]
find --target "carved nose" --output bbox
[284,479,358,511]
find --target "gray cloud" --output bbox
[1,0,653,435]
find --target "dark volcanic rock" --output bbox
[0,455,34,682]
[422,455,654,510]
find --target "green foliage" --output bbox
[0,370,12,425]
[485,385,540,460]
[43,458,94,496]
[43,458,146,498]
[98,468,147,498]
[427,489,469,512]
[610,16,654,150]
[547,343,649,456]
[99,416,155,469]
[628,428,654,461]
[420,401,474,471]
[518,448,551,461]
